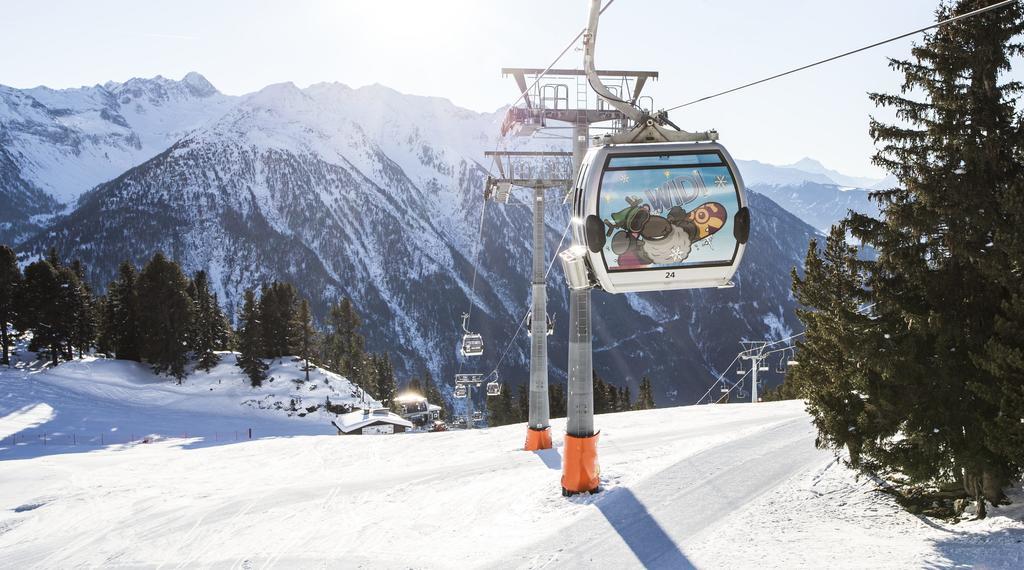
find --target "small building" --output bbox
[394,392,443,429]
[333,408,413,435]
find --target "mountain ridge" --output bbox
[4,73,869,404]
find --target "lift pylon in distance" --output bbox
[554,0,751,496]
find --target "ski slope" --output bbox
[0,361,1022,568]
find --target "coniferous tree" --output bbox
[549,382,566,419]
[62,264,97,359]
[188,270,227,371]
[791,228,874,466]
[258,281,299,359]
[635,376,656,410]
[515,384,529,423]
[794,1,1024,517]
[593,372,610,414]
[296,299,315,382]
[107,261,141,361]
[0,245,22,365]
[406,376,423,395]
[368,353,397,409]
[237,289,268,387]
[96,294,115,357]
[485,382,515,426]
[18,260,66,365]
[136,252,194,381]
[423,370,446,419]
[323,297,366,382]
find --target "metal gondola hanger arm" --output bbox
[583,0,717,145]
[583,0,643,123]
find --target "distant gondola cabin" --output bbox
[334,408,413,435]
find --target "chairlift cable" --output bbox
[694,354,744,404]
[507,0,617,110]
[662,0,1017,112]
[484,219,573,378]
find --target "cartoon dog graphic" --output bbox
[604,197,727,268]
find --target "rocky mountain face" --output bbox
[0,73,235,243]
[5,73,872,405]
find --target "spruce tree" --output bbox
[18,260,65,365]
[61,264,96,359]
[237,289,268,387]
[108,261,141,361]
[406,376,423,395]
[485,382,515,426]
[188,270,227,371]
[0,245,22,365]
[423,370,448,419]
[794,0,1024,517]
[635,377,656,410]
[296,299,315,382]
[515,384,529,423]
[791,228,875,466]
[96,294,115,357]
[136,252,194,381]
[323,297,366,382]
[548,382,566,419]
[372,353,397,409]
[258,282,299,359]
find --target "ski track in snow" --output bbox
[0,360,1022,568]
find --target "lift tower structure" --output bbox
[499,65,659,457]
[484,150,572,450]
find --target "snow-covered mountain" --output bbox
[782,157,882,189]
[0,73,235,243]
[735,158,883,233]
[7,73,839,404]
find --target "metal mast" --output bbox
[528,185,550,434]
[498,6,659,475]
[484,151,571,450]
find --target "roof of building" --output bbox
[335,408,413,433]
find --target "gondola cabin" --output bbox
[460,334,484,357]
[570,142,750,294]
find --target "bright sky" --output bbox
[1,0,1015,178]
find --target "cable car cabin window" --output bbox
[597,151,741,273]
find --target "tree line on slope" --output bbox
[0,246,399,407]
[782,0,1023,519]
[482,373,656,427]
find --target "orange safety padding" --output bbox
[524,427,553,451]
[561,432,600,495]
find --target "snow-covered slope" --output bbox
[0,353,377,454]
[0,364,1020,568]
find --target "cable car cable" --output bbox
[694,354,743,404]
[662,0,1017,112]
[485,218,574,377]
[507,0,617,110]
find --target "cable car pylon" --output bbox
[556,0,750,495]
[483,150,572,451]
